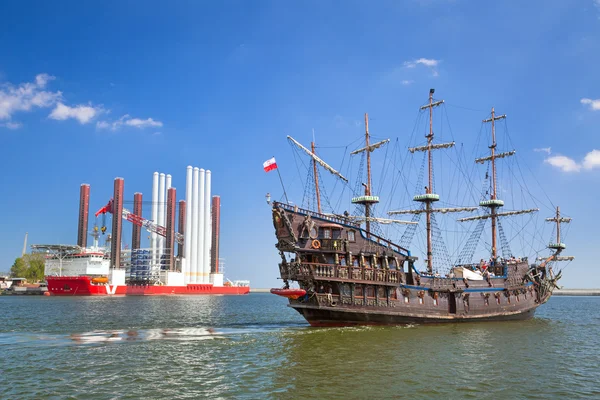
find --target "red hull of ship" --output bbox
[46,276,250,296]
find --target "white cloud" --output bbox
[0,121,22,129]
[96,114,163,131]
[125,117,162,128]
[580,98,600,111]
[404,58,440,68]
[49,102,102,124]
[401,79,414,85]
[0,73,162,131]
[544,156,581,172]
[544,149,600,172]
[96,120,110,129]
[534,147,552,154]
[403,58,440,76]
[35,73,54,87]
[582,149,600,170]
[0,73,62,121]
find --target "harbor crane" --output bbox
[95,199,184,245]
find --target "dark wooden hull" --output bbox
[271,202,555,327]
[291,303,538,327]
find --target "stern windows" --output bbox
[348,230,356,242]
[366,286,375,298]
[322,228,332,240]
[355,285,364,297]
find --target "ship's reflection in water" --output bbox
[69,327,221,344]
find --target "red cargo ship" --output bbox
[37,244,250,296]
[46,276,250,296]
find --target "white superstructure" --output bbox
[44,247,110,277]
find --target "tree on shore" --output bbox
[10,254,45,282]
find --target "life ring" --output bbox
[311,239,321,249]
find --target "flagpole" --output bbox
[275,157,290,204]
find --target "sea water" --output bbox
[1,294,599,399]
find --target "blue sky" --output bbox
[1,0,599,288]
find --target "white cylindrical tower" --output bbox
[197,169,205,283]
[151,172,159,267]
[165,174,172,230]
[203,170,212,284]
[158,173,166,264]
[184,166,193,284]
[191,167,200,284]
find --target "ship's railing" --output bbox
[362,232,410,255]
[274,202,359,227]
[274,202,410,255]
[280,262,403,285]
[316,239,343,251]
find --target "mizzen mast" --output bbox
[312,141,322,214]
[287,135,348,214]
[350,113,390,236]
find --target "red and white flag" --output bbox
[263,157,278,172]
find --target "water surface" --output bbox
[1,294,598,399]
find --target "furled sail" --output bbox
[349,216,417,225]
[475,150,516,164]
[389,206,478,215]
[409,142,455,153]
[287,136,348,182]
[350,139,390,155]
[457,208,539,222]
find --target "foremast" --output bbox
[388,89,476,273]
[458,107,538,260]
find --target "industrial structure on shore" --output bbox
[38,167,249,296]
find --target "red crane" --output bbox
[95,199,183,244]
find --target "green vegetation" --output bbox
[10,254,45,282]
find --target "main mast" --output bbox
[389,89,475,273]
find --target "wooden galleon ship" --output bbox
[270,89,573,326]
